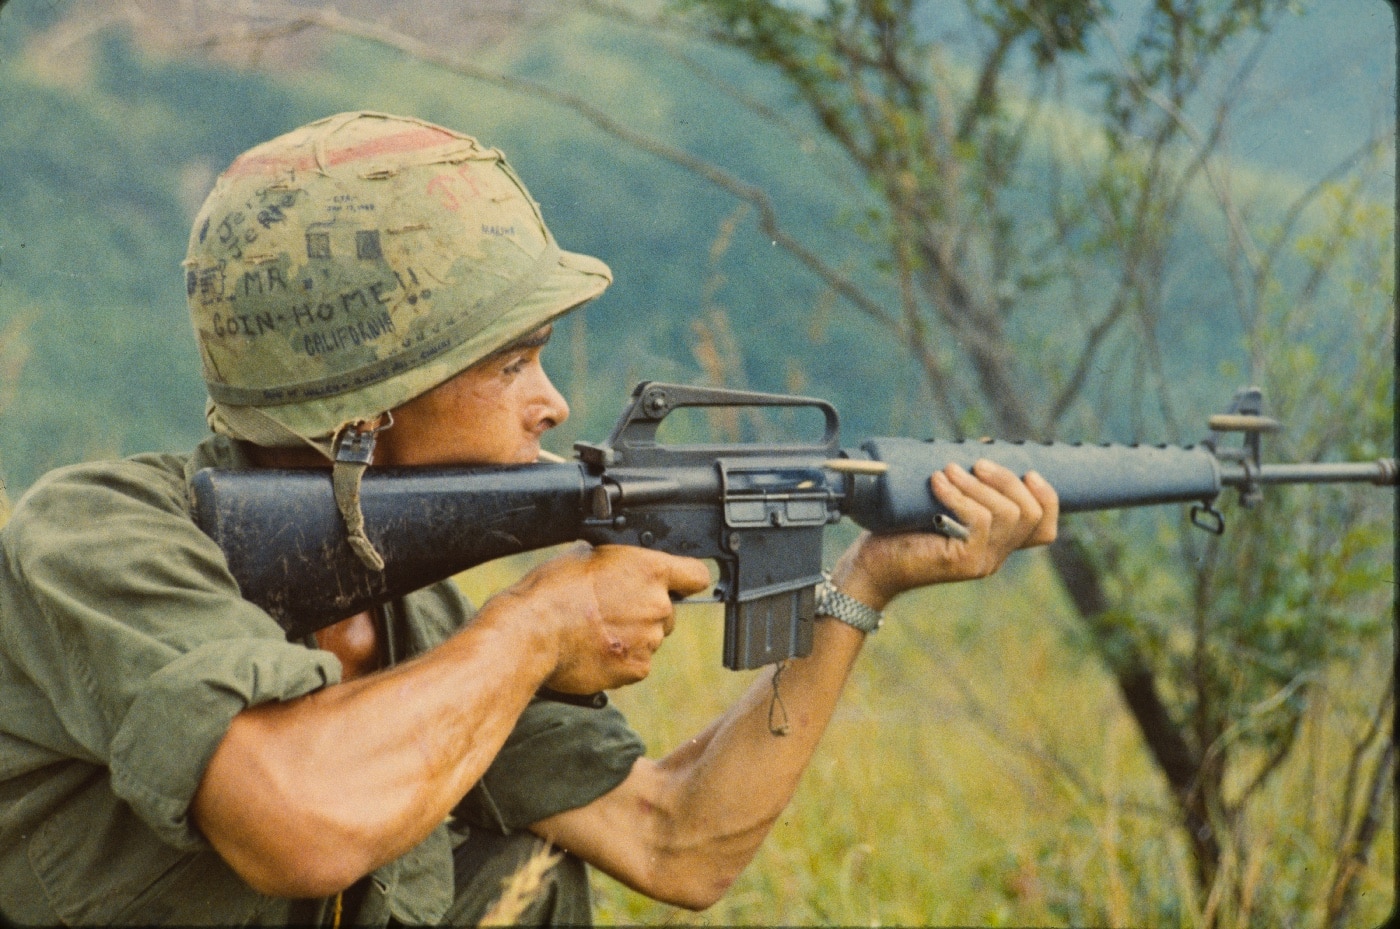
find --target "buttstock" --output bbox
[191,464,591,638]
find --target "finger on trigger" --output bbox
[666,554,712,597]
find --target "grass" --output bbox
[455,549,1394,927]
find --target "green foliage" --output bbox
[0,8,925,490]
[0,32,337,486]
[664,0,1394,922]
[575,554,1393,926]
[0,3,1392,924]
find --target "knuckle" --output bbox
[965,504,993,530]
[986,504,1018,527]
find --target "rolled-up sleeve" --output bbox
[0,456,340,850]
[109,638,337,848]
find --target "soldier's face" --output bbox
[376,326,569,467]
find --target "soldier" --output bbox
[0,112,1057,925]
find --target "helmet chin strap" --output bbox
[207,398,390,573]
[332,415,393,572]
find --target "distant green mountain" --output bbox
[0,12,906,490]
[0,3,1391,493]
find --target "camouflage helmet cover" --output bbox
[185,111,611,445]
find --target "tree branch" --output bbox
[204,1,905,341]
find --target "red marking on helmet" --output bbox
[426,164,486,212]
[223,127,463,178]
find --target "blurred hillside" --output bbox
[0,4,1393,925]
[0,0,1392,491]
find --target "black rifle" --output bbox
[191,382,1395,670]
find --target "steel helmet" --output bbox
[185,111,611,451]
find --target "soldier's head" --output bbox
[184,111,610,461]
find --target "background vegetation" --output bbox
[0,1,1394,925]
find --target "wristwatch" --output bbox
[814,572,883,634]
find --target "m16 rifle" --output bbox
[191,382,1396,670]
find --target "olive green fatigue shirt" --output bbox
[0,436,644,926]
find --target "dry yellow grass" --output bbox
[478,843,565,927]
[454,550,1393,926]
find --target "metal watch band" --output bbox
[814,572,883,634]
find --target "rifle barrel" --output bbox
[1220,459,1399,488]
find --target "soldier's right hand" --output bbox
[501,543,711,694]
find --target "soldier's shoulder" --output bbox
[3,453,193,544]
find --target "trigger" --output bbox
[671,590,722,605]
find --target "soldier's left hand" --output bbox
[830,459,1058,610]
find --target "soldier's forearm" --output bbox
[532,616,866,910]
[191,598,556,898]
